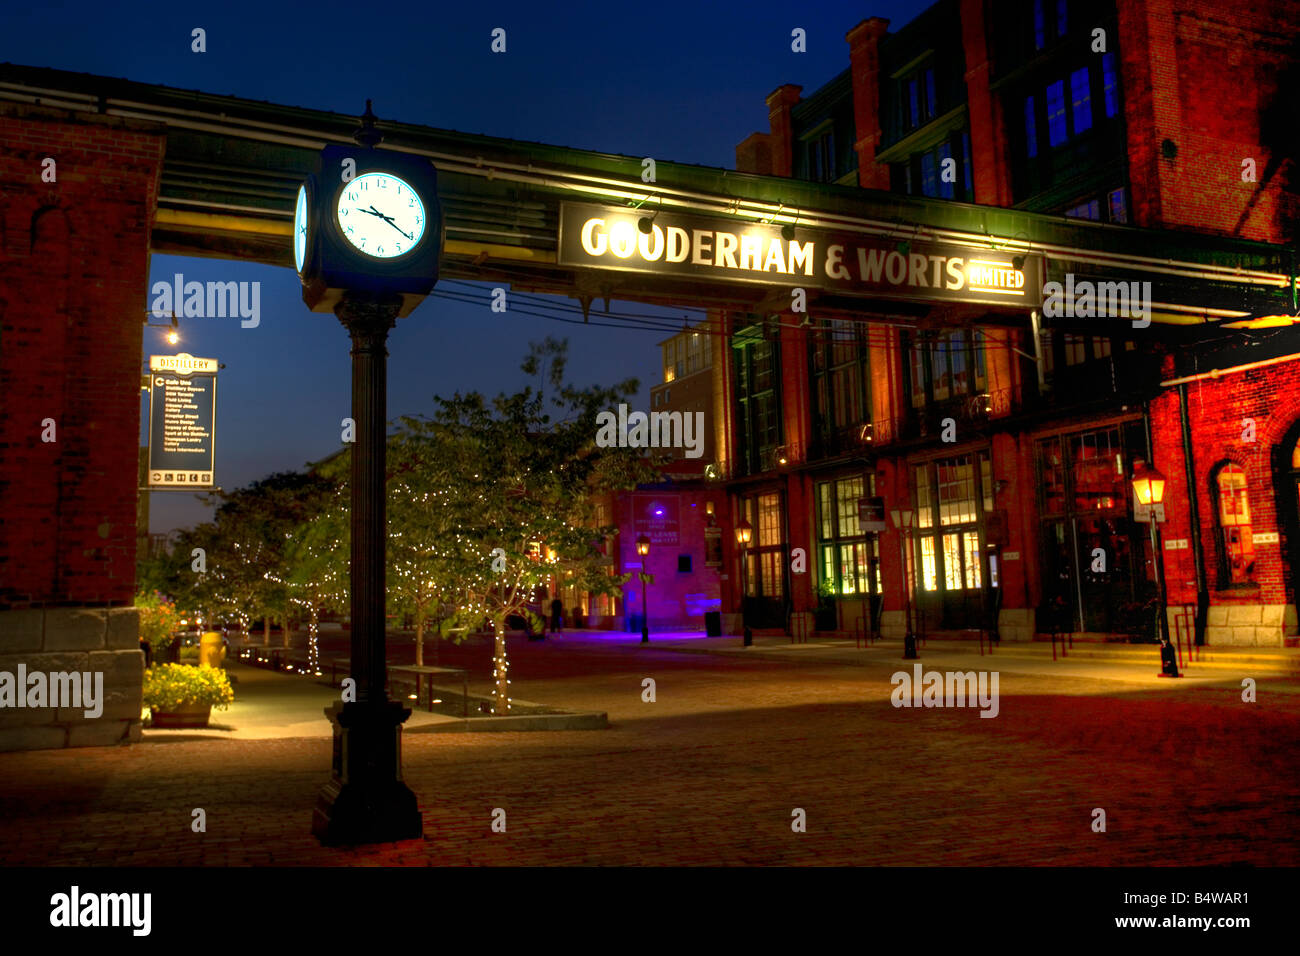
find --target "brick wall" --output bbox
[1150,359,1300,644]
[1117,0,1300,241]
[0,104,164,749]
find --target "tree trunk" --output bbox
[492,616,509,714]
[283,616,292,649]
[415,609,425,667]
[431,617,440,665]
[263,615,271,646]
[308,607,319,670]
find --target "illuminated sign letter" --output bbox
[581,218,607,256]
[666,227,690,263]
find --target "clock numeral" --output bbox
[415,216,422,225]
[409,198,415,207]
[346,225,354,235]
[341,207,348,216]
[299,225,305,234]
[395,242,402,253]
[379,178,387,188]
[377,245,385,254]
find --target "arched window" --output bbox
[1213,462,1254,587]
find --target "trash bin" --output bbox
[704,611,722,637]
[199,631,227,668]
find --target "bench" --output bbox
[388,664,470,717]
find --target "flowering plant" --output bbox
[136,590,183,653]
[142,663,234,711]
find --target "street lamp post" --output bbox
[1132,458,1179,678]
[890,508,918,660]
[636,534,651,643]
[736,519,753,647]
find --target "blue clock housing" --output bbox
[299,143,443,318]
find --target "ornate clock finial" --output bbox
[353,100,384,148]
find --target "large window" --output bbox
[899,64,937,132]
[811,319,871,453]
[907,329,988,409]
[816,474,882,597]
[1033,0,1069,49]
[895,131,975,201]
[1035,422,1149,633]
[913,453,993,595]
[1213,462,1255,587]
[741,492,785,600]
[1017,51,1124,201]
[734,322,782,475]
[807,129,836,182]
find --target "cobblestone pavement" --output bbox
[1,632,1297,866]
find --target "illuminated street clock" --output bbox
[336,172,427,259]
[296,103,443,318]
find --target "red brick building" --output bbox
[716,0,1300,646]
[0,103,163,749]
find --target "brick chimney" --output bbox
[765,84,803,178]
[846,17,892,190]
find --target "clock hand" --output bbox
[380,217,413,240]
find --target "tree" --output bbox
[386,421,492,666]
[428,338,655,713]
[275,462,349,669]
[207,471,337,644]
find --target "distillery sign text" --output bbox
[557,202,1042,307]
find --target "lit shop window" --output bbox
[913,454,991,592]
[919,536,938,591]
[816,475,882,596]
[741,491,786,599]
[1214,463,1255,586]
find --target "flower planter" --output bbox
[150,702,213,728]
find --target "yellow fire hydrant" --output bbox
[199,631,227,667]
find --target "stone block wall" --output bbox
[0,607,143,751]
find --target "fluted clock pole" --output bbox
[312,289,421,846]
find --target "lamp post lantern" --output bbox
[736,518,753,647]
[890,507,918,659]
[1132,459,1179,677]
[636,534,651,643]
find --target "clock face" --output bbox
[335,172,426,259]
[294,184,309,273]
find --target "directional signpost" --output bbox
[146,353,218,489]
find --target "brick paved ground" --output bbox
[1,632,1297,866]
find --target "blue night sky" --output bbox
[3,0,930,533]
